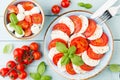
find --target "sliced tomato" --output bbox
[69,15,82,33]
[25,15,32,23]
[48,38,67,50]
[7,13,11,22]
[8,5,19,14]
[90,33,108,46]
[80,64,94,71]
[52,23,71,36]
[87,47,104,60]
[66,62,76,75]
[24,28,32,37]
[22,2,34,10]
[70,37,88,54]
[53,53,64,65]
[18,20,29,30]
[83,19,97,38]
[32,13,43,24]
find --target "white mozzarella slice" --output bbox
[48,47,60,60]
[82,51,100,67]
[57,58,66,72]
[17,13,25,21]
[88,24,103,40]
[6,23,14,32]
[78,15,88,33]
[15,31,24,38]
[72,64,87,74]
[51,30,69,42]
[89,44,109,54]
[24,11,31,16]
[59,17,74,34]
[17,4,25,13]
[31,24,41,34]
[30,7,41,14]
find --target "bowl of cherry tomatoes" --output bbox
[4,0,45,39]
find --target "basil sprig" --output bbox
[109,64,120,72]
[56,42,84,66]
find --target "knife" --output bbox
[91,0,118,19]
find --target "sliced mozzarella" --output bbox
[51,30,69,42]
[59,17,74,34]
[17,4,25,13]
[88,24,103,40]
[30,7,40,14]
[57,58,66,72]
[78,15,88,33]
[82,51,100,67]
[31,24,41,34]
[24,11,31,16]
[17,13,25,21]
[6,23,14,32]
[15,31,24,38]
[72,64,87,74]
[48,47,60,60]
[89,44,109,54]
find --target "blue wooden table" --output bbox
[0,0,120,80]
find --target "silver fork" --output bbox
[95,4,120,24]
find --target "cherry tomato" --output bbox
[24,28,32,37]
[32,51,42,60]
[48,38,67,50]
[21,45,30,53]
[53,53,63,65]
[51,5,61,14]
[23,56,33,65]
[25,15,32,23]
[30,42,39,51]
[80,64,94,71]
[18,70,27,79]
[6,61,16,69]
[9,70,18,80]
[61,0,70,8]
[69,15,82,33]
[22,2,34,10]
[52,23,71,36]
[16,63,26,71]
[32,13,43,24]
[66,62,76,75]
[8,5,19,14]
[0,68,9,77]
[18,20,29,30]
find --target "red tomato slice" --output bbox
[90,33,108,46]
[87,47,104,60]
[32,13,43,24]
[70,37,88,54]
[22,2,34,10]
[83,19,97,38]
[8,5,19,14]
[80,64,94,71]
[53,53,64,65]
[18,20,29,30]
[69,15,82,33]
[24,28,32,37]
[66,62,76,75]
[48,38,67,50]
[25,15,32,23]
[52,23,71,36]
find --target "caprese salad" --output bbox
[48,14,109,75]
[6,1,43,38]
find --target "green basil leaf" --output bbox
[10,13,18,24]
[78,2,85,7]
[30,72,41,80]
[37,62,46,75]
[71,55,84,66]
[56,42,68,53]
[109,64,120,72]
[61,55,70,66]
[41,75,52,80]
[68,46,76,55]
[84,3,92,9]
[3,44,13,54]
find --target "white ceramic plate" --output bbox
[44,10,114,80]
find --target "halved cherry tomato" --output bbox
[66,62,76,75]
[8,5,19,14]
[83,19,97,38]
[18,70,27,79]
[6,61,16,69]
[16,63,26,71]
[25,15,32,24]
[61,0,70,8]
[30,42,39,51]
[48,38,67,50]
[90,33,108,46]
[32,13,43,24]
[52,23,71,36]
[80,64,94,71]
[32,51,42,60]
[51,5,61,14]
[22,2,34,10]
[18,20,29,30]
[53,53,64,65]
[9,70,18,80]
[0,68,9,77]
[87,47,104,60]
[70,37,88,54]
[24,28,32,37]
[69,15,82,33]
